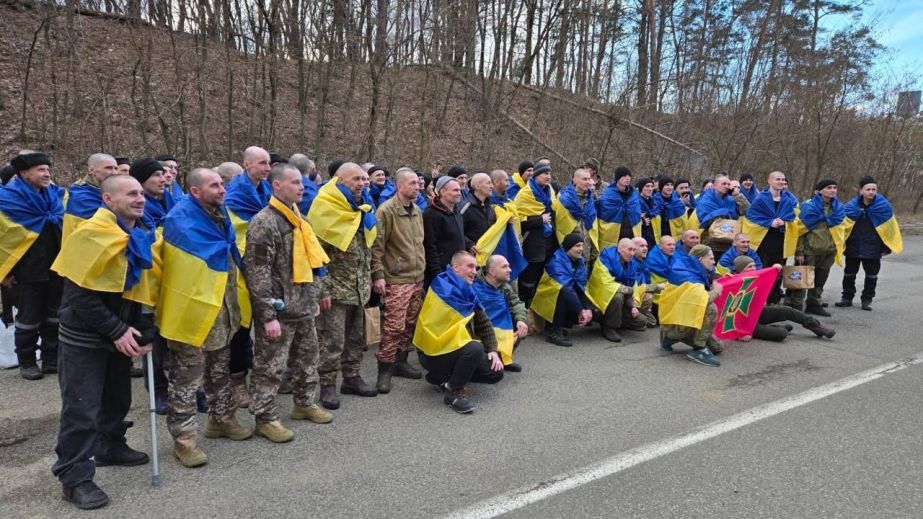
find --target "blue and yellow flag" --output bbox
[143,190,176,230]
[169,181,185,202]
[475,205,527,279]
[653,191,688,239]
[472,278,515,364]
[0,176,64,279]
[531,249,587,323]
[598,184,642,249]
[63,182,102,241]
[555,183,598,252]
[308,177,378,251]
[370,179,396,207]
[413,269,479,356]
[586,246,644,310]
[506,171,527,201]
[795,193,847,265]
[742,189,800,258]
[225,172,271,253]
[842,194,902,255]
[157,196,243,347]
[691,188,738,230]
[717,246,763,275]
[298,175,320,216]
[659,253,711,329]
[51,208,159,306]
[512,177,555,237]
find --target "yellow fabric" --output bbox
[585,262,623,311]
[512,183,555,235]
[269,197,330,283]
[412,290,474,356]
[227,209,249,255]
[476,205,516,266]
[876,217,903,255]
[554,201,599,252]
[741,217,800,259]
[598,221,642,250]
[651,273,667,304]
[511,172,526,190]
[795,218,847,266]
[659,282,709,329]
[308,178,377,251]
[495,328,515,365]
[632,283,646,306]
[124,239,162,307]
[715,263,731,276]
[652,214,687,243]
[0,211,38,280]
[62,213,88,243]
[687,212,701,232]
[226,209,253,325]
[531,274,562,323]
[156,242,229,347]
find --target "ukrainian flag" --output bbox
[531,249,587,323]
[795,193,847,265]
[554,183,598,253]
[156,196,243,347]
[63,183,102,241]
[0,176,64,279]
[472,278,515,364]
[413,269,477,356]
[308,177,378,251]
[51,208,159,306]
[475,205,527,279]
[652,191,688,241]
[843,194,903,255]
[586,260,625,312]
[225,172,271,254]
[598,185,642,249]
[742,189,800,258]
[512,177,555,237]
[507,171,527,200]
[659,254,711,329]
[646,245,672,304]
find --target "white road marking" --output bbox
[441,352,923,519]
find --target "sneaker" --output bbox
[443,386,476,414]
[20,365,43,380]
[686,348,720,367]
[63,481,109,510]
[860,300,872,311]
[545,328,573,347]
[503,362,523,372]
[94,443,150,467]
[255,420,294,443]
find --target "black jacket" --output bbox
[58,279,158,350]
[12,222,61,283]
[845,203,888,259]
[423,200,473,284]
[460,193,496,246]
[520,215,557,264]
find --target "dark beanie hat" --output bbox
[733,255,755,274]
[518,161,534,174]
[369,165,390,178]
[584,158,600,172]
[115,157,131,166]
[130,157,163,185]
[447,165,467,178]
[11,152,51,172]
[269,152,289,165]
[328,159,345,178]
[613,165,632,182]
[739,172,755,182]
[533,163,552,177]
[1,164,16,185]
[814,178,837,191]
[858,176,877,189]
[562,233,582,252]
[675,177,691,187]
[636,177,654,190]
[154,153,176,162]
[658,175,675,188]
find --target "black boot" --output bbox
[320,385,340,410]
[376,362,393,394]
[545,327,572,347]
[805,320,836,338]
[20,365,42,380]
[834,298,852,308]
[393,350,422,379]
[601,326,622,343]
[341,376,378,397]
[860,300,873,311]
[95,442,150,467]
[63,481,109,510]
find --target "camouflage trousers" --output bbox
[166,342,234,438]
[662,301,719,348]
[602,293,648,331]
[376,282,423,364]
[317,303,365,386]
[250,317,320,423]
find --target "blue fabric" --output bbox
[297,176,319,215]
[336,184,379,234]
[163,196,241,271]
[741,184,760,202]
[224,172,271,222]
[490,192,511,208]
[844,194,894,227]
[694,188,738,227]
[472,279,513,330]
[430,268,480,317]
[558,183,596,232]
[0,176,64,233]
[415,192,429,211]
[169,182,185,201]
[668,253,712,289]
[799,193,845,230]
[646,245,673,278]
[546,248,587,292]
[115,212,155,290]
[599,184,642,227]
[143,192,174,228]
[719,246,763,271]
[370,180,396,207]
[653,191,687,220]
[528,177,554,237]
[495,223,528,281]
[597,246,644,286]
[639,195,659,219]
[507,182,521,201]
[745,189,798,232]
[65,183,103,219]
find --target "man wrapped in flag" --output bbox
[0,151,64,380]
[646,235,677,313]
[288,153,320,215]
[652,176,688,240]
[586,238,650,343]
[598,165,642,249]
[473,255,530,373]
[413,251,504,414]
[63,153,120,241]
[717,232,763,275]
[50,174,159,510]
[531,234,594,348]
[513,163,557,306]
[474,195,528,280]
[739,172,760,202]
[789,178,846,315]
[506,160,533,201]
[836,176,903,311]
[659,244,724,367]
[158,168,253,469]
[631,236,663,327]
[554,167,599,263]
[155,154,185,202]
[689,173,750,259]
[741,171,798,304]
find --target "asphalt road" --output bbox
[1,236,921,518]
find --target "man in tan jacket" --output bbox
[371,168,426,393]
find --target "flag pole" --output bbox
[145,351,161,486]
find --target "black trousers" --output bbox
[551,289,584,329]
[753,305,819,342]
[228,325,253,375]
[518,261,546,307]
[52,343,133,489]
[757,231,786,304]
[142,335,169,396]
[842,257,881,302]
[13,280,61,367]
[417,342,503,390]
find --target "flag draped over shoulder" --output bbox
[157,196,243,347]
[531,249,587,323]
[413,269,479,356]
[690,189,738,230]
[472,279,515,364]
[585,246,631,311]
[598,185,642,248]
[507,172,527,201]
[308,177,378,251]
[740,184,760,203]
[712,267,777,340]
[475,204,527,279]
[143,191,175,229]
[795,193,847,264]
[513,177,555,237]
[659,254,711,329]
[718,246,763,275]
[0,176,64,279]
[370,179,396,207]
[51,208,159,305]
[842,194,902,255]
[63,183,102,240]
[225,172,271,253]
[653,191,688,238]
[268,196,329,283]
[645,245,672,303]
[742,189,800,258]
[298,176,319,216]
[554,183,598,251]
[169,182,185,201]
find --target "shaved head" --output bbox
[88,153,115,170]
[489,169,508,183]
[215,162,242,184]
[470,172,490,189]
[101,173,140,195]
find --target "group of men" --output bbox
[0,150,904,510]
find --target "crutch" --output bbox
[145,351,161,486]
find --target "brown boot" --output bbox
[291,404,333,424]
[230,372,251,408]
[255,420,294,443]
[203,414,253,440]
[173,433,207,468]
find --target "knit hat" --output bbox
[269,152,289,165]
[636,177,654,190]
[517,161,534,175]
[613,165,632,182]
[130,157,164,185]
[154,153,176,162]
[562,233,582,252]
[115,157,131,166]
[739,172,755,182]
[435,175,457,193]
[814,178,837,191]
[446,165,467,178]
[689,244,711,258]
[658,175,675,189]
[675,177,691,187]
[0,164,16,185]
[732,255,755,274]
[858,176,877,189]
[584,158,600,172]
[327,159,345,178]
[11,152,51,172]
[533,163,552,178]
[369,165,390,178]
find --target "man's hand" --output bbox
[114,326,143,357]
[318,297,332,312]
[578,309,593,326]
[771,218,784,228]
[263,319,282,339]
[773,263,783,270]
[630,307,640,318]
[138,344,153,355]
[1,275,16,288]
[515,320,529,338]
[739,334,753,342]
[487,351,504,372]
[372,279,387,296]
[469,245,479,256]
[795,255,805,265]
[541,213,552,224]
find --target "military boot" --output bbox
[392,350,422,379]
[341,376,378,397]
[376,362,393,394]
[229,372,251,409]
[291,404,333,424]
[805,320,836,339]
[320,385,340,410]
[255,420,294,443]
[203,415,253,440]
[173,433,207,468]
[601,326,622,343]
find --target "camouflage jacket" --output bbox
[244,203,319,323]
[319,229,371,307]
[203,207,241,351]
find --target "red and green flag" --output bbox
[712,267,777,340]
